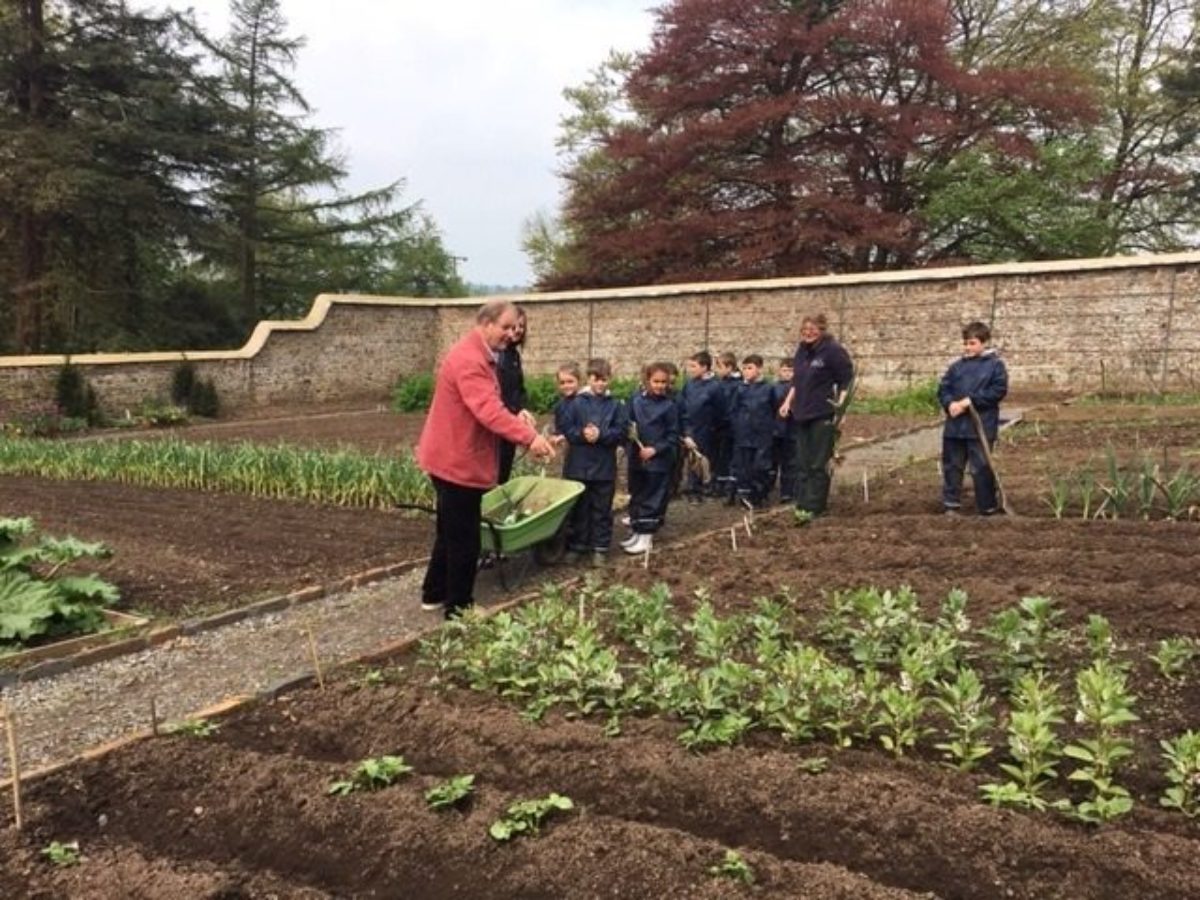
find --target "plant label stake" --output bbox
[2,704,23,830]
[743,514,753,537]
[730,526,738,552]
[642,546,651,569]
[862,470,870,503]
[305,626,326,690]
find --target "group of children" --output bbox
[549,351,800,565]
[545,318,1009,567]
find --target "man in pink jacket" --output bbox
[415,300,555,618]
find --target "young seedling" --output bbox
[425,774,476,810]
[165,718,219,738]
[489,793,574,841]
[1151,637,1197,681]
[933,667,995,771]
[41,840,81,867]
[875,677,931,758]
[1044,474,1072,519]
[793,508,814,527]
[328,755,413,796]
[354,668,390,689]
[797,756,829,775]
[981,673,1065,811]
[1159,730,1200,818]
[708,849,754,884]
[1075,468,1098,520]
[1063,659,1138,824]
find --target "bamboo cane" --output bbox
[305,627,326,690]
[2,704,23,830]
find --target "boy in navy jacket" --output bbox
[622,362,680,555]
[713,351,742,502]
[938,321,1009,515]
[680,350,724,501]
[771,358,797,503]
[731,355,776,508]
[561,358,628,564]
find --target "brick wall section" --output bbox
[3,253,1200,414]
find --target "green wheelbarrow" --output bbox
[480,476,585,588]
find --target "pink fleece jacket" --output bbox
[415,328,537,489]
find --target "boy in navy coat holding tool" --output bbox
[680,350,724,502]
[937,321,1009,515]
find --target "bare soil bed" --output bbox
[4,409,934,619]
[2,404,1199,897]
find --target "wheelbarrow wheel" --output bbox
[532,521,570,566]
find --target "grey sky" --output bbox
[170,1,655,288]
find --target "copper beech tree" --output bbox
[546,0,1095,289]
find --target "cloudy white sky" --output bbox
[168,1,656,288]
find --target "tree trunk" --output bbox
[13,0,48,353]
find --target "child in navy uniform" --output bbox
[550,362,582,449]
[938,321,1008,515]
[680,350,724,501]
[713,351,742,503]
[622,362,680,555]
[771,358,797,504]
[561,358,627,565]
[731,355,776,508]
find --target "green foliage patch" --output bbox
[0,517,117,648]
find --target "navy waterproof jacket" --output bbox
[561,390,628,482]
[717,372,741,430]
[681,375,725,447]
[732,380,776,451]
[497,346,527,413]
[629,391,680,474]
[771,380,794,439]
[790,337,854,424]
[938,350,1008,441]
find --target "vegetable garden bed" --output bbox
[2,404,1199,897]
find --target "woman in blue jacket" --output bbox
[778,313,854,517]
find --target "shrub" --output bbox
[391,374,434,412]
[170,362,196,406]
[55,362,101,424]
[188,378,220,418]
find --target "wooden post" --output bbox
[2,704,23,830]
[305,626,325,690]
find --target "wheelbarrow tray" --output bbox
[480,476,584,555]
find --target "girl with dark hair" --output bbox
[496,305,532,483]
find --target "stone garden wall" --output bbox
[2,252,1199,413]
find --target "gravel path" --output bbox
[0,417,982,779]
